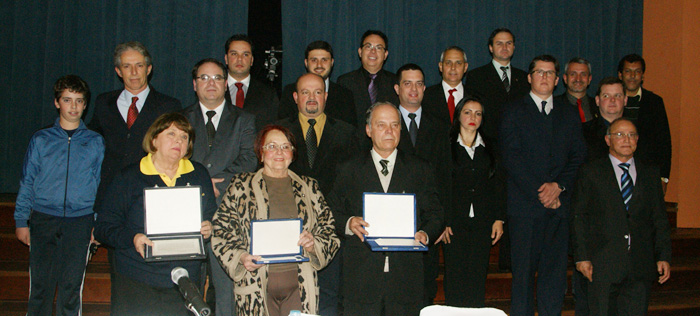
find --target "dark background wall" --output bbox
[0,0,642,193]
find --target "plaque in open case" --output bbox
[143,186,206,262]
[363,192,428,251]
[250,218,309,264]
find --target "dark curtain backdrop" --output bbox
[280,0,643,92]
[0,1,247,192]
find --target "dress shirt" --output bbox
[457,132,486,218]
[565,92,594,121]
[441,81,464,103]
[609,154,637,189]
[298,112,327,146]
[117,86,151,122]
[492,59,512,85]
[529,92,554,114]
[324,77,330,93]
[198,100,225,130]
[399,105,422,130]
[227,73,251,99]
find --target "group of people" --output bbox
[14,27,672,316]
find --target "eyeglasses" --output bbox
[531,70,557,78]
[361,43,386,52]
[608,132,639,139]
[262,143,295,152]
[196,74,226,82]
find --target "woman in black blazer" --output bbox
[436,96,506,307]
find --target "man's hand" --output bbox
[133,233,154,258]
[657,261,671,284]
[200,220,213,239]
[662,181,668,196]
[576,261,593,282]
[298,230,316,254]
[491,221,504,245]
[415,231,428,245]
[435,226,453,244]
[16,227,30,246]
[545,197,561,209]
[212,178,225,198]
[538,182,562,208]
[349,217,369,241]
[90,228,100,245]
[239,253,265,272]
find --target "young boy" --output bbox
[14,75,105,315]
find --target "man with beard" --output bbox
[555,58,598,122]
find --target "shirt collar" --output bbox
[492,59,511,71]
[370,148,398,165]
[529,92,554,114]
[324,77,330,93]
[457,132,485,150]
[399,105,422,129]
[442,80,464,92]
[199,100,225,120]
[228,73,251,88]
[140,153,195,187]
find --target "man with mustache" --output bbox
[279,41,357,127]
[423,46,469,126]
[554,57,598,123]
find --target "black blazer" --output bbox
[337,68,399,127]
[278,81,358,127]
[582,117,610,163]
[553,93,598,122]
[572,157,672,283]
[465,63,529,146]
[422,83,461,127]
[276,115,359,196]
[625,88,671,178]
[225,77,279,131]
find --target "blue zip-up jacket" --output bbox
[14,118,105,227]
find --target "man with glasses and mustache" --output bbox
[555,57,598,123]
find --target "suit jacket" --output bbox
[337,68,399,127]
[465,63,529,147]
[554,92,598,122]
[278,81,358,126]
[500,94,587,218]
[88,87,182,207]
[572,157,672,283]
[582,117,610,163]
[422,83,461,127]
[625,88,672,178]
[276,115,359,197]
[182,101,257,204]
[327,149,443,304]
[226,77,279,131]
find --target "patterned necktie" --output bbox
[306,119,318,168]
[368,73,378,105]
[619,163,633,210]
[408,113,418,146]
[126,96,139,129]
[576,98,586,122]
[234,82,245,108]
[447,88,457,122]
[500,66,510,92]
[379,159,389,176]
[206,110,216,148]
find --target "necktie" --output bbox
[447,88,457,122]
[126,96,139,129]
[306,119,318,168]
[379,159,389,176]
[500,66,510,92]
[619,163,633,210]
[206,110,216,148]
[541,100,548,116]
[234,82,245,108]
[576,98,586,122]
[408,113,418,146]
[368,73,378,105]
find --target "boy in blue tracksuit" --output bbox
[14,75,105,316]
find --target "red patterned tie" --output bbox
[126,96,139,129]
[577,98,586,122]
[448,88,457,122]
[235,82,245,108]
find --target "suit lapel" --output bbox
[361,152,385,193]
[387,151,408,193]
[486,65,508,95]
[602,159,629,213]
[190,106,209,158]
[290,119,309,170]
[213,103,238,148]
[315,118,335,169]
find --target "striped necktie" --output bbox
[619,163,633,210]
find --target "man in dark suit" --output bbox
[617,54,671,194]
[182,58,257,316]
[500,55,587,316]
[328,102,443,316]
[572,117,671,316]
[423,46,469,126]
[223,34,279,131]
[278,41,357,126]
[583,77,628,163]
[276,73,358,316]
[393,63,450,305]
[338,30,400,132]
[555,57,597,123]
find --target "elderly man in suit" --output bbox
[500,55,587,316]
[276,73,358,316]
[278,41,357,127]
[572,117,671,315]
[223,34,279,131]
[554,57,598,123]
[182,58,257,316]
[328,102,443,316]
[423,46,469,126]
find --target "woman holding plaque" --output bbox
[435,97,506,307]
[94,113,217,316]
[212,125,340,316]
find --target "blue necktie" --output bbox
[619,163,633,210]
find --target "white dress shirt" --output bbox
[117,86,150,122]
[199,100,225,130]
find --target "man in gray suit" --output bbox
[182,58,257,316]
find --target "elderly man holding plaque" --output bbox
[328,102,444,316]
[95,113,217,316]
[212,125,340,316]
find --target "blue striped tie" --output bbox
[619,163,633,210]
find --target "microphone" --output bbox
[171,267,211,316]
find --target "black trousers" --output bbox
[27,211,93,316]
[588,276,652,316]
[111,272,191,316]
[443,220,492,307]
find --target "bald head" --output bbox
[293,73,327,118]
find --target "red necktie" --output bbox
[126,96,139,129]
[576,98,586,122]
[447,88,457,122]
[235,82,245,108]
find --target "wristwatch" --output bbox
[558,184,566,192]
[661,177,669,183]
